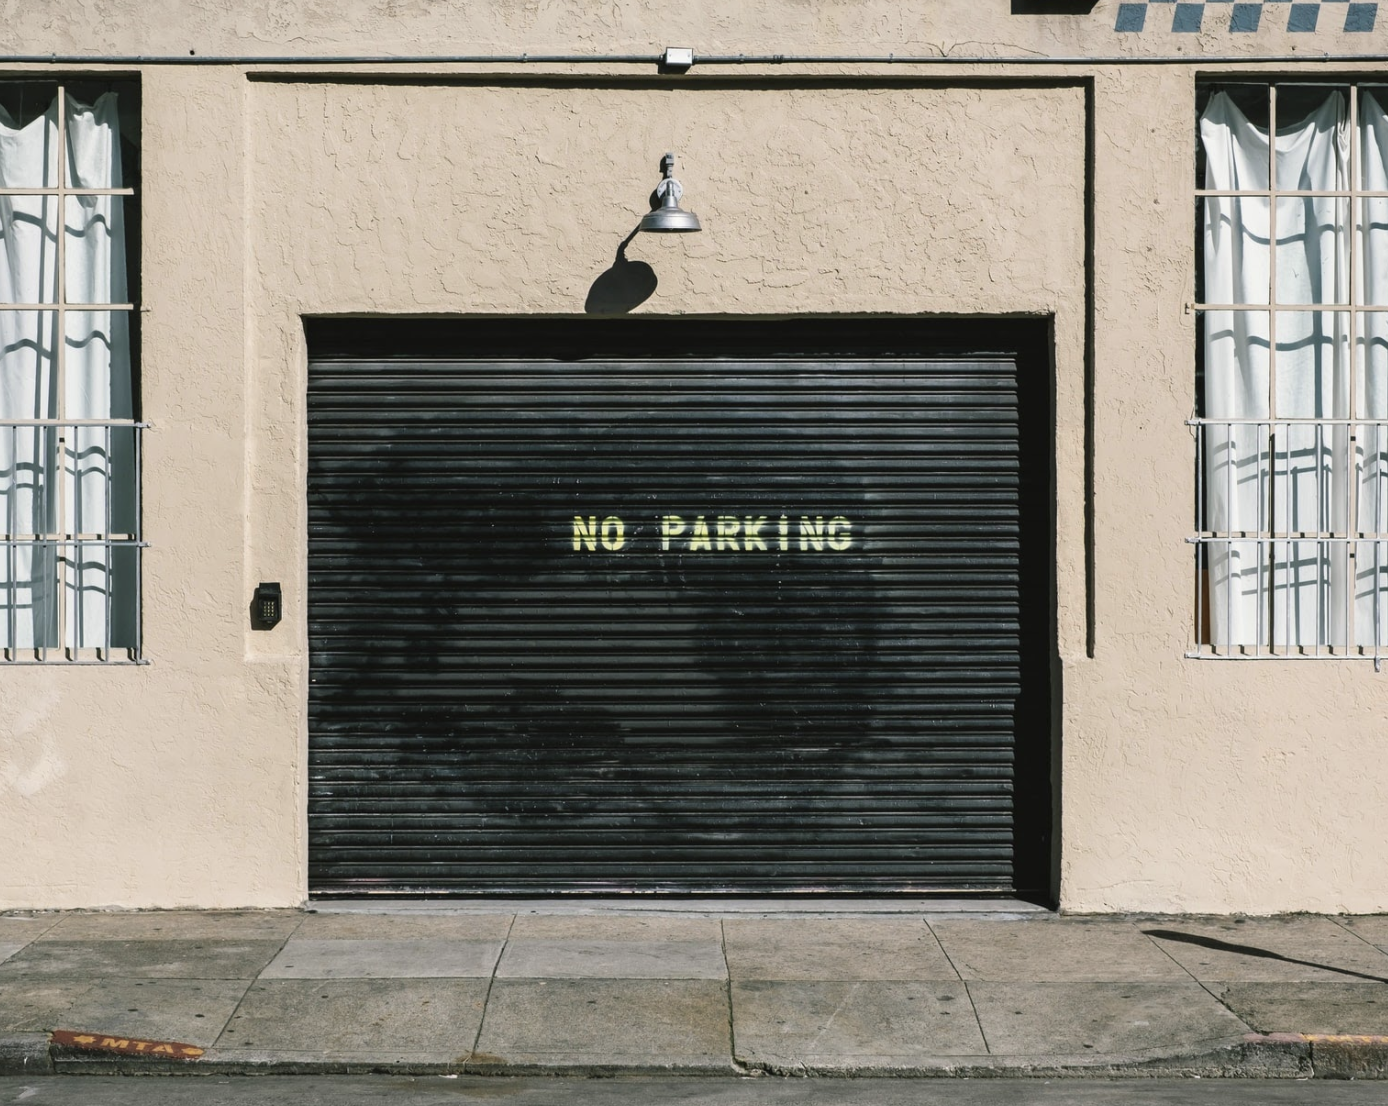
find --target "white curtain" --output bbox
[0,92,132,651]
[1200,90,1388,648]
[1358,93,1388,649]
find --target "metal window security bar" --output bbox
[1,419,145,663]
[0,82,143,663]
[1192,82,1388,661]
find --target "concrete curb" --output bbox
[0,1035,55,1076]
[731,1036,1313,1080]
[1258,1033,1388,1080]
[459,1059,741,1078]
[50,1056,468,1077]
[15,1032,1388,1079]
[48,1052,739,1078]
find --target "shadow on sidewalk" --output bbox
[1143,929,1388,985]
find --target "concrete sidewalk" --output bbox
[3,905,1388,1079]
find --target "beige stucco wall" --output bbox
[1075,66,1388,914]
[4,2,1388,913]
[244,77,1088,909]
[2,0,1381,60]
[3,67,304,909]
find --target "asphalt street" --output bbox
[2,1077,1386,1106]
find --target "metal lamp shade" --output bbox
[640,188,702,233]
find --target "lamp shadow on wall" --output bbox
[585,227,657,314]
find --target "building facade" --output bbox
[4,1,1387,912]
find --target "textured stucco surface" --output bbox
[247,79,1086,913]
[3,68,303,909]
[0,1,1381,60]
[3,6,1388,913]
[1072,65,1388,914]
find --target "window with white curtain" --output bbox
[0,81,141,663]
[1194,82,1388,660]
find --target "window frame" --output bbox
[1191,79,1388,662]
[0,78,144,664]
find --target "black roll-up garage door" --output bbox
[307,319,1052,897]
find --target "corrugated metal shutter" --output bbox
[307,321,1050,896]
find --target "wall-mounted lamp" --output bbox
[251,581,283,630]
[639,152,702,233]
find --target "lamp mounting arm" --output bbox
[654,176,684,203]
[655,152,684,202]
